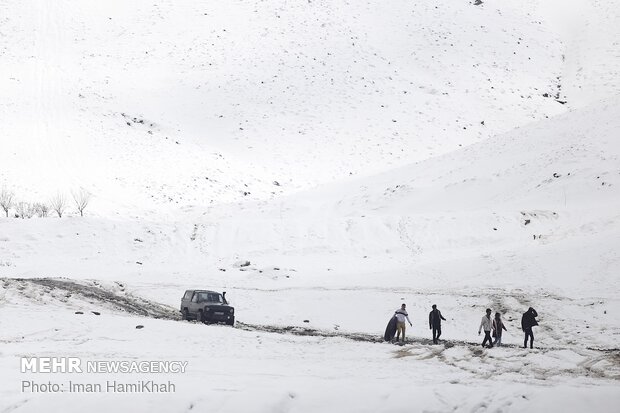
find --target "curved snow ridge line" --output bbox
[235,321,620,354]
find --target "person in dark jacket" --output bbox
[429,304,446,344]
[521,307,538,349]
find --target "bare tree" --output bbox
[34,202,50,218]
[71,188,91,217]
[15,202,35,219]
[0,187,14,217]
[14,202,25,219]
[50,192,67,218]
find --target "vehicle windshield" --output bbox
[197,292,223,303]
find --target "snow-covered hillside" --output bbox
[4,0,616,212]
[1,0,619,412]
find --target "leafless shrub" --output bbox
[50,192,67,218]
[0,187,14,217]
[71,188,91,217]
[15,201,35,219]
[34,202,50,218]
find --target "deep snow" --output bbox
[1,0,620,412]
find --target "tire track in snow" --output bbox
[2,277,618,381]
[1,277,179,319]
[2,277,617,352]
[235,320,619,353]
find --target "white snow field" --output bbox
[1,0,620,412]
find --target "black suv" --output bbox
[180,290,235,325]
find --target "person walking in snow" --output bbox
[429,304,446,344]
[521,307,538,349]
[478,308,493,348]
[395,303,412,343]
[492,312,508,347]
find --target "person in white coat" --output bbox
[395,304,413,343]
[478,308,493,348]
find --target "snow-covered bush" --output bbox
[71,188,91,217]
[50,192,67,218]
[34,202,50,218]
[14,201,35,219]
[0,187,14,217]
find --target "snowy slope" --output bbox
[3,0,613,212]
[1,0,620,412]
[2,288,618,413]
[178,98,620,295]
[2,97,618,343]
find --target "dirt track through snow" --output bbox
[2,277,619,382]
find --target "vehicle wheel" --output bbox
[226,316,235,326]
[181,308,189,321]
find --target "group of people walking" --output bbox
[389,304,539,349]
[478,306,538,348]
[478,308,508,347]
